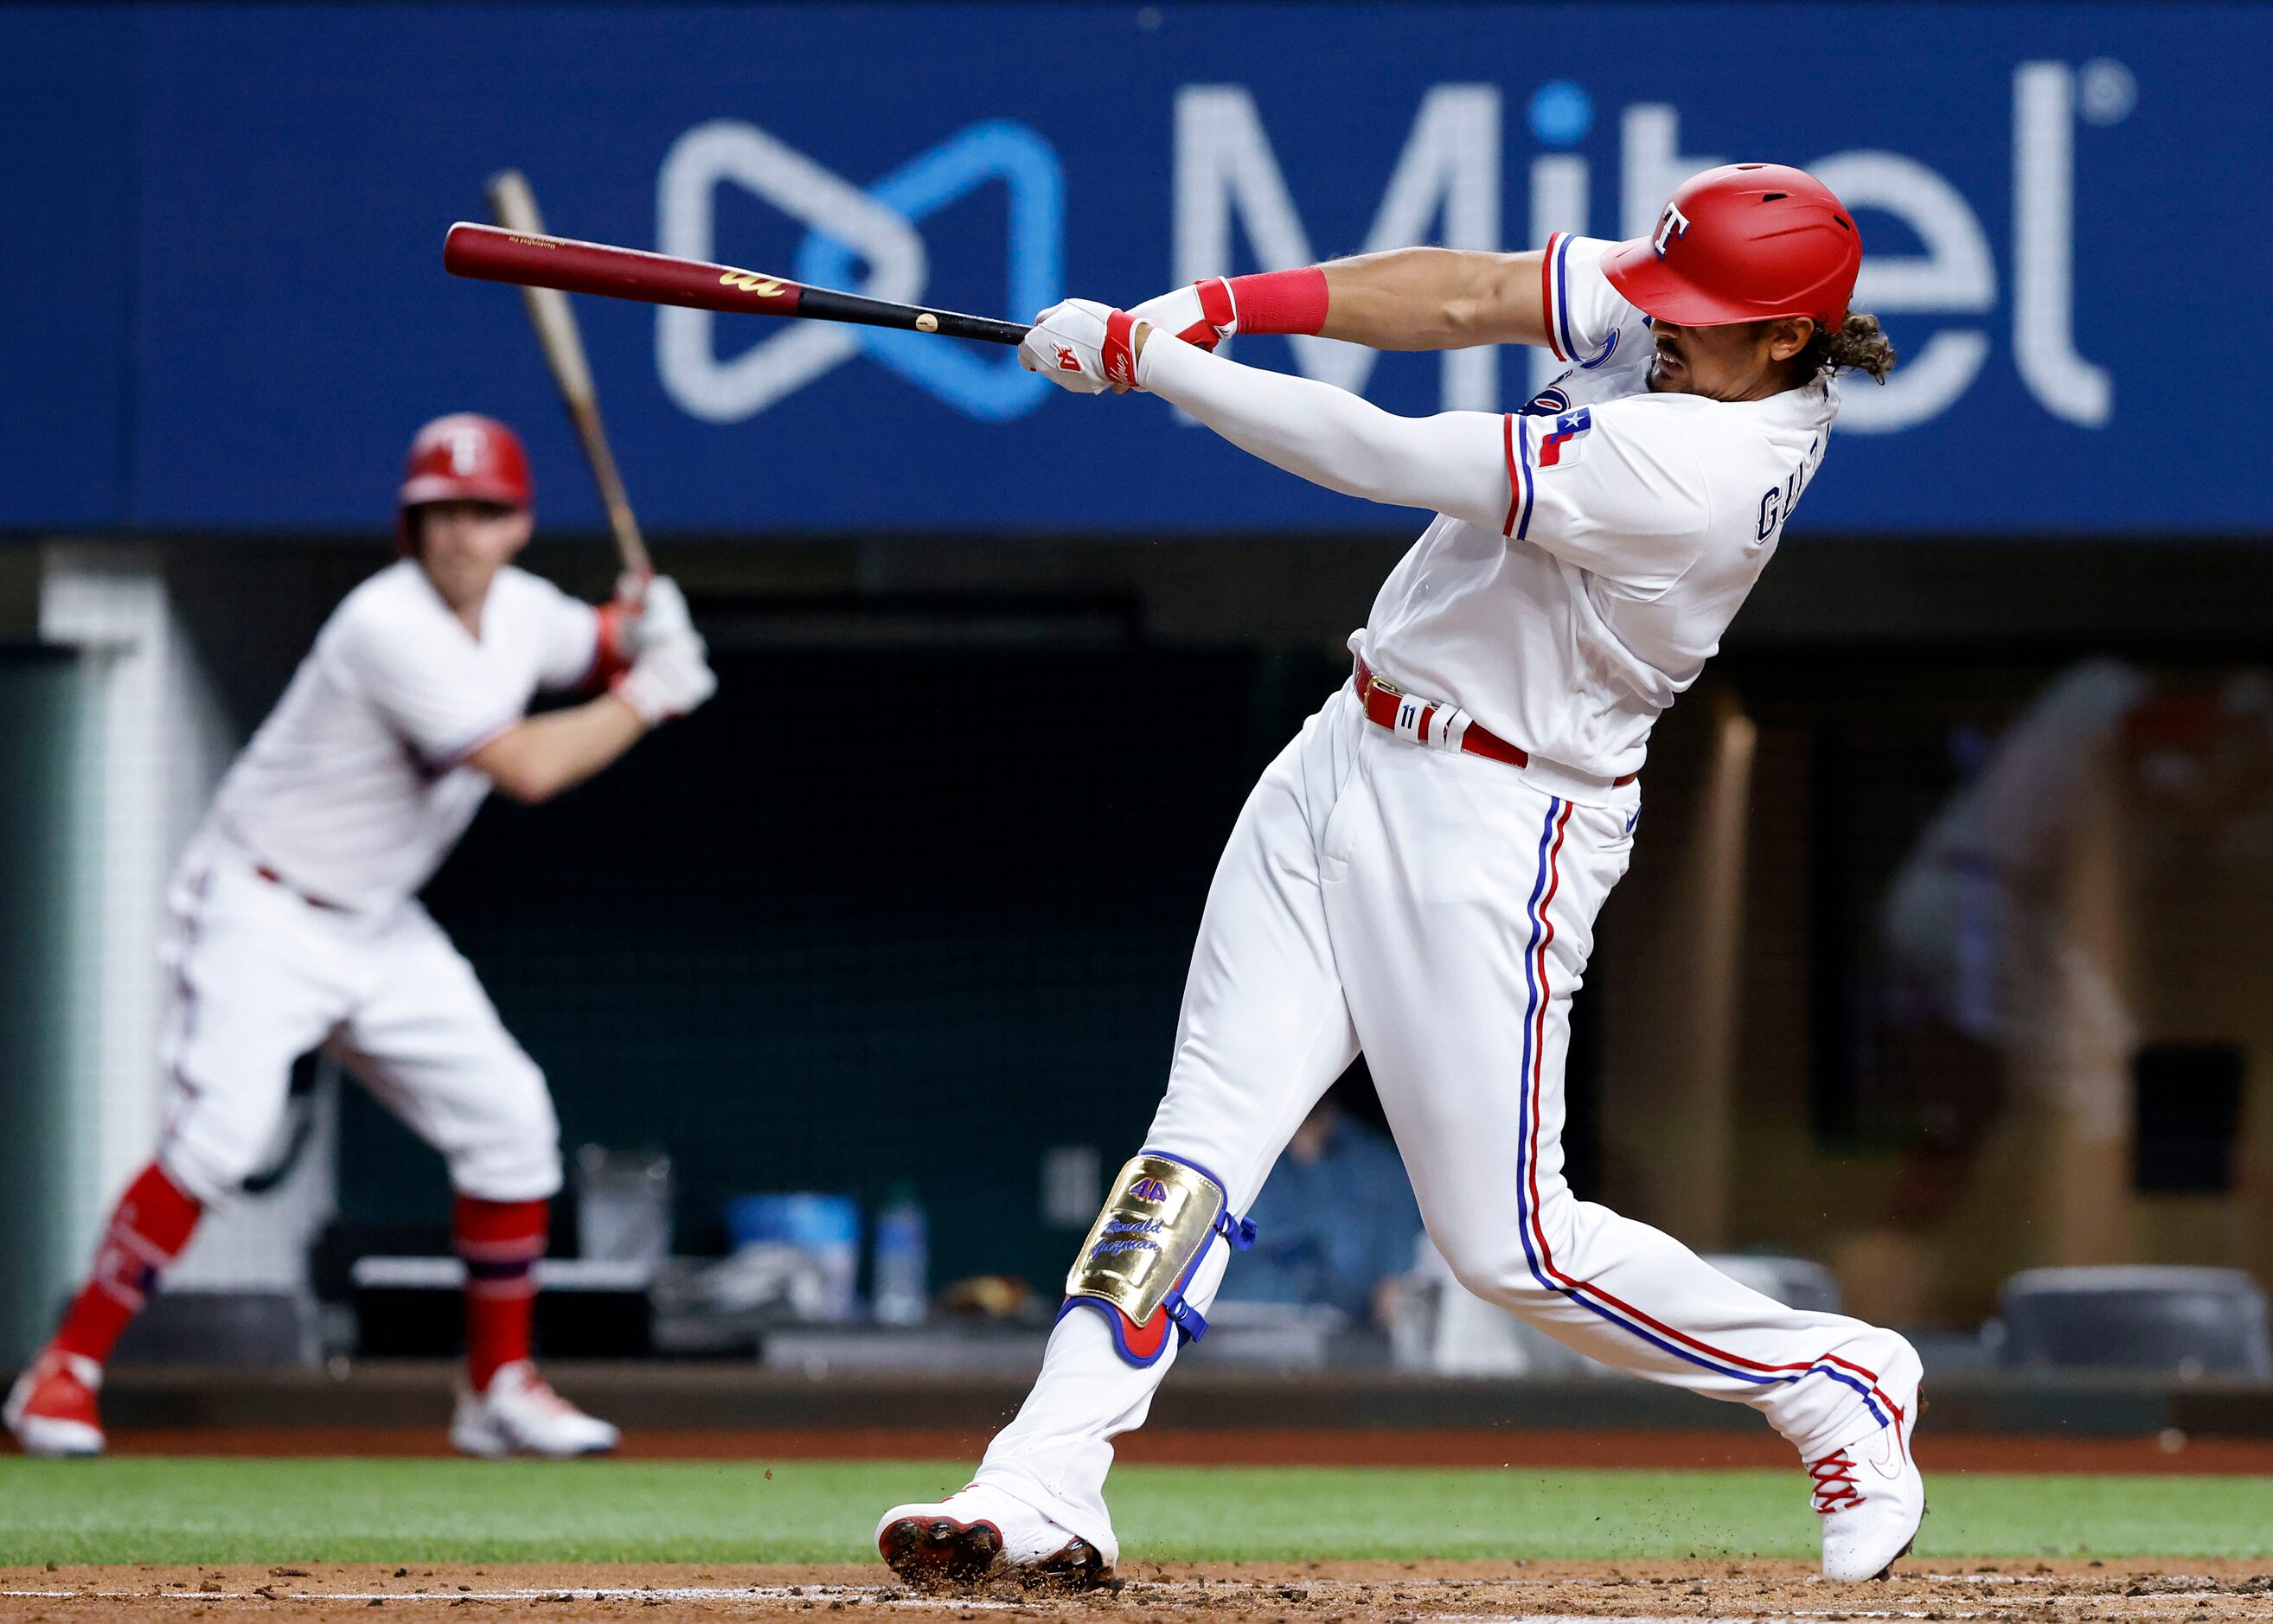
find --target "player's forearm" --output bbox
[468,696,646,805]
[1318,248,1550,351]
[1137,333,1508,525]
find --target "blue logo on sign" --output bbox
[1527,80,1592,147]
[797,121,1063,421]
[656,117,1064,425]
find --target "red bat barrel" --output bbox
[442,222,1030,345]
[444,223,805,317]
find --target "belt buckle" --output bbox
[1361,665,1403,700]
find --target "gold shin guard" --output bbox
[1060,1151,1256,1367]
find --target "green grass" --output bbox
[3,1459,2270,1567]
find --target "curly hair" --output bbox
[1801,311,1896,382]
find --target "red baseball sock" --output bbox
[51,1162,204,1366]
[455,1194,547,1392]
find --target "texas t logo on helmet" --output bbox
[1651,202,1693,256]
[445,426,488,476]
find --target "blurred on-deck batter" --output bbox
[5,413,716,1460]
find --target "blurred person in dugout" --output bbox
[5,414,718,1459]
[1876,659,2273,1303]
[1214,1072,1424,1327]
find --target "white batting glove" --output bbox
[613,632,716,727]
[1125,278,1239,354]
[615,574,695,657]
[1018,300,1143,394]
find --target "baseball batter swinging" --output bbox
[879,164,1923,1584]
[6,413,716,1460]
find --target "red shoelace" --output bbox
[1809,1449,1864,1514]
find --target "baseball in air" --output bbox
[915,312,938,332]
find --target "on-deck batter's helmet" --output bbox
[395,412,532,555]
[397,412,534,510]
[1600,163,1860,332]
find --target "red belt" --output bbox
[254,864,349,912]
[1354,656,1637,787]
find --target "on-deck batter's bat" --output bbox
[482,173,652,580]
[444,221,1032,347]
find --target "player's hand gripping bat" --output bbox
[481,175,653,581]
[445,221,1032,348]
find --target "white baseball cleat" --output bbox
[449,1361,619,1458]
[5,1348,106,1459]
[875,1483,1111,1589]
[1810,1390,1925,1582]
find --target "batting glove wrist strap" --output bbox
[1102,310,1140,392]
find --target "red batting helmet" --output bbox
[395,413,532,555]
[398,412,533,510]
[1600,163,1860,332]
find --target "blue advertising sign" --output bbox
[2,4,2267,535]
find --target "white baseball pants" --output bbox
[156,828,562,1206]
[976,687,1918,1563]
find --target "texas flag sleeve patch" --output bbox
[1537,407,1593,468]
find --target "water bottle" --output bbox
[872,1185,929,1326]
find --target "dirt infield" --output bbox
[95,1427,2273,1474]
[9,1559,2273,1623]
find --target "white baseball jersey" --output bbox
[209,559,599,913]
[1360,232,1838,784]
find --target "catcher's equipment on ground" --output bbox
[1061,1150,1255,1367]
[1600,162,1860,332]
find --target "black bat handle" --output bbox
[796,284,1032,346]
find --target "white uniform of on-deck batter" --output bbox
[161,559,600,1205]
[975,240,1915,1565]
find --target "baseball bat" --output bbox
[483,173,652,580]
[444,221,1032,347]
